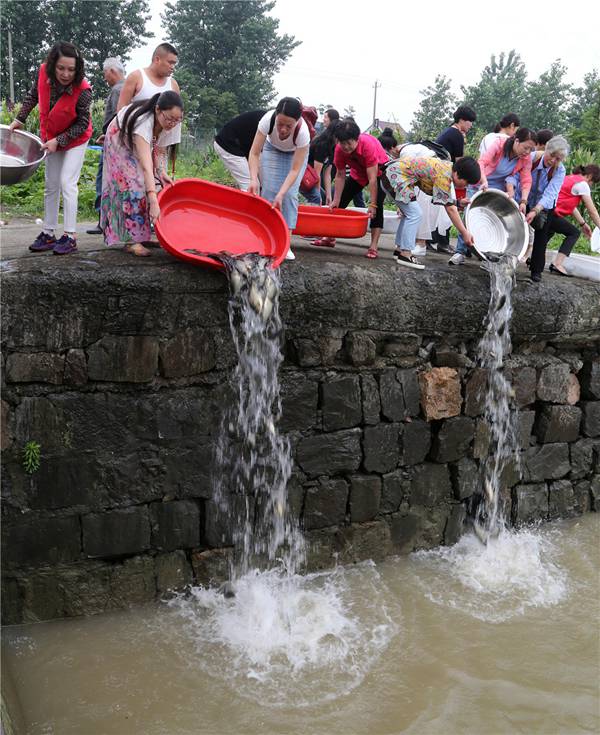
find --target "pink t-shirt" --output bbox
[333,134,389,187]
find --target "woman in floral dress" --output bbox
[381,155,481,270]
[101,90,183,256]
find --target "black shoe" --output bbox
[86,225,103,235]
[530,272,542,283]
[436,243,454,255]
[549,263,572,277]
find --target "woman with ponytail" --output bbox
[101,90,183,256]
[248,97,311,261]
[478,113,520,154]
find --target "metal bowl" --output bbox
[0,124,46,186]
[465,189,528,262]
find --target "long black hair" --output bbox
[119,91,183,153]
[493,112,520,133]
[45,41,85,85]
[503,127,537,157]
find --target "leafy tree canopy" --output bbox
[162,0,299,130]
[460,50,527,134]
[409,74,457,140]
[1,0,152,100]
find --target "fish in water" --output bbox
[249,283,264,314]
[219,581,236,599]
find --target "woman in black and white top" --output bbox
[248,97,310,260]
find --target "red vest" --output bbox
[38,63,92,149]
[555,174,586,217]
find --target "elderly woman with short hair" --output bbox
[524,135,569,282]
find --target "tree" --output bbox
[162,0,299,130]
[568,81,600,156]
[567,69,600,129]
[1,0,49,102]
[1,0,152,102]
[521,60,573,132]
[46,0,152,95]
[460,50,527,134]
[409,74,457,140]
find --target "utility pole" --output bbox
[8,30,15,103]
[372,80,380,129]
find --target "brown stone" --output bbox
[88,336,159,382]
[1,399,12,451]
[64,349,88,385]
[419,367,462,421]
[464,368,488,417]
[5,352,65,384]
[566,374,581,405]
[160,329,216,378]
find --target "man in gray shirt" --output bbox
[87,57,125,234]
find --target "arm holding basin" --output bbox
[272,145,309,211]
[247,130,266,196]
[444,204,474,247]
[134,134,160,223]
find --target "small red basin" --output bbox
[292,205,369,238]
[155,178,290,270]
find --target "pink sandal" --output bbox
[311,237,336,247]
[365,247,378,259]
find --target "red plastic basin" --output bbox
[155,178,290,270]
[292,205,369,238]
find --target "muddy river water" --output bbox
[3,514,598,735]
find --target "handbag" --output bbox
[300,163,320,193]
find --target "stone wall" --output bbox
[2,253,599,623]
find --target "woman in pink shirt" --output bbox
[478,127,537,213]
[314,120,389,257]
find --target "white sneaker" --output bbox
[413,245,427,257]
[285,248,296,261]
[448,253,465,265]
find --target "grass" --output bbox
[0,147,235,222]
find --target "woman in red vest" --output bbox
[548,164,600,276]
[9,42,92,255]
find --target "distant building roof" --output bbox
[366,119,407,139]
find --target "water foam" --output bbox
[167,563,399,707]
[410,525,568,623]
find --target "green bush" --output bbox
[0,148,100,220]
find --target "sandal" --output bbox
[124,243,151,257]
[311,237,336,247]
[365,247,378,259]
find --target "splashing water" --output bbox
[213,254,305,578]
[410,525,569,623]
[167,563,400,706]
[472,255,521,543]
[171,255,398,704]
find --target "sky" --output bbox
[129,0,600,132]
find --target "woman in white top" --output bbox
[248,98,310,260]
[478,113,520,155]
[101,91,183,256]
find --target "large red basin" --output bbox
[292,205,369,238]
[155,178,290,270]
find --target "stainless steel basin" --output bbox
[0,124,46,186]
[465,189,528,262]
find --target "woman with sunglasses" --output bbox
[101,90,183,256]
[9,41,92,255]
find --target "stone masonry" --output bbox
[1,252,599,623]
